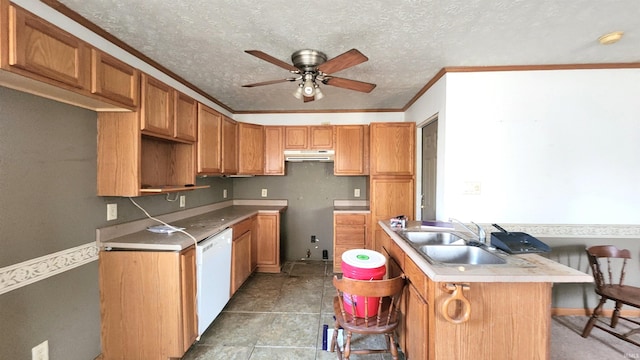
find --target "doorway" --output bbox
[420,117,438,220]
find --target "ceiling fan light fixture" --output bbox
[293,84,304,99]
[314,84,324,100]
[303,77,315,97]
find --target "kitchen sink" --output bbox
[417,245,507,265]
[400,231,466,245]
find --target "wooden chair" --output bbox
[331,275,406,360]
[581,245,640,347]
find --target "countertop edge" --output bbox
[99,203,287,251]
[379,221,593,283]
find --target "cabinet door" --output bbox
[6,3,90,90]
[264,126,284,175]
[333,213,369,272]
[238,122,264,174]
[335,125,369,175]
[222,116,238,174]
[370,122,415,176]
[231,231,252,295]
[370,177,414,250]
[141,74,175,137]
[256,213,280,273]
[91,49,139,109]
[197,104,222,174]
[180,247,198,352]
[284,126,308,149]
[175,92,197,142]
[405,282,428,360]
[309,125,334,149]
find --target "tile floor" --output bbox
[182,260,395,360]
[183,260,640,360]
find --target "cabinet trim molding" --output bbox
[0,241,98,295]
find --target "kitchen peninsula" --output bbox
[378,221,593,360]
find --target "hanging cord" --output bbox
[128,197,198,248]
[165,193,179,202]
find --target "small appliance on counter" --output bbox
[490,223,551,254]
[390,215,407,228]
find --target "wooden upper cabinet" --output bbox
[284,125,334,150]
[309,126,334,149]
[174,92,197,142]
[4,2,90,90]
[0,2,137,111]
[238,122,264,175]
[284,126,308,149]
[91,49,139,109]
[264,126,284,175]
[222,116,238,175]
[197,103,222,174]
[335,125,369,175]
[370,122,415,176]
[140,73,175,138]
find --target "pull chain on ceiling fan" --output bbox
[242,48,376,102]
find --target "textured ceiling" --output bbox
[54,0,640,113]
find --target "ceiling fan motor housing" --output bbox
[291,49,327,72]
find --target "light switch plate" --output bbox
[179,195,186,208]
[32,340,48,360]
[223,189,228,198]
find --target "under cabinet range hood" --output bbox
[284,149,335,162]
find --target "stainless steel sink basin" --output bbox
[400,231,466,245]
[417,245,507,265]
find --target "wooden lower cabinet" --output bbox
[99,246,197,360]
[255,212,281,273]
[333,212,370,272]
[231,216,254,295]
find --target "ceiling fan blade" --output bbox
[317,49,368,74]
[324,76,376,93]
[242,78,297,87]
[245,50,298,72]
[303,96,315,102]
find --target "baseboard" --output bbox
[552,307,640,317]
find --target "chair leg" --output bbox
[582,297,606,337]
[344,331,352,360]
[332,323,342,359]
[388,332,399,360]
[611,301,622,328]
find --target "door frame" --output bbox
[415,113,439,220]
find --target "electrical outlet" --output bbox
[179,195,186,208]
[261,189,268,197]
[311,235,317,243]
[354,188,361,197]
[32,340,48,360]
[223,189,227,198]
[107,204,117,221]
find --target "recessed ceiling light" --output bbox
[598,31,624,45]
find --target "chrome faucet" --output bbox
[449,218,486,245]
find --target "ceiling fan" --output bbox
[242,48,376,102]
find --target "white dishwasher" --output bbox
[196,227,233,336]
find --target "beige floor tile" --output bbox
[249,346,317,360]
[224,288,281,312]
[198,311,275,347]
[181,344,253,360]
[256,313,321,348]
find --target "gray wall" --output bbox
[0,87,231,360]
[233,162,368,261]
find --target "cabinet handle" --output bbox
[441,283,471,324]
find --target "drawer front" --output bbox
[404,255,427,300]
[232,217,253,239]
[335,213,367,225]
[386,239,405,270]
[335,225,366,244]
